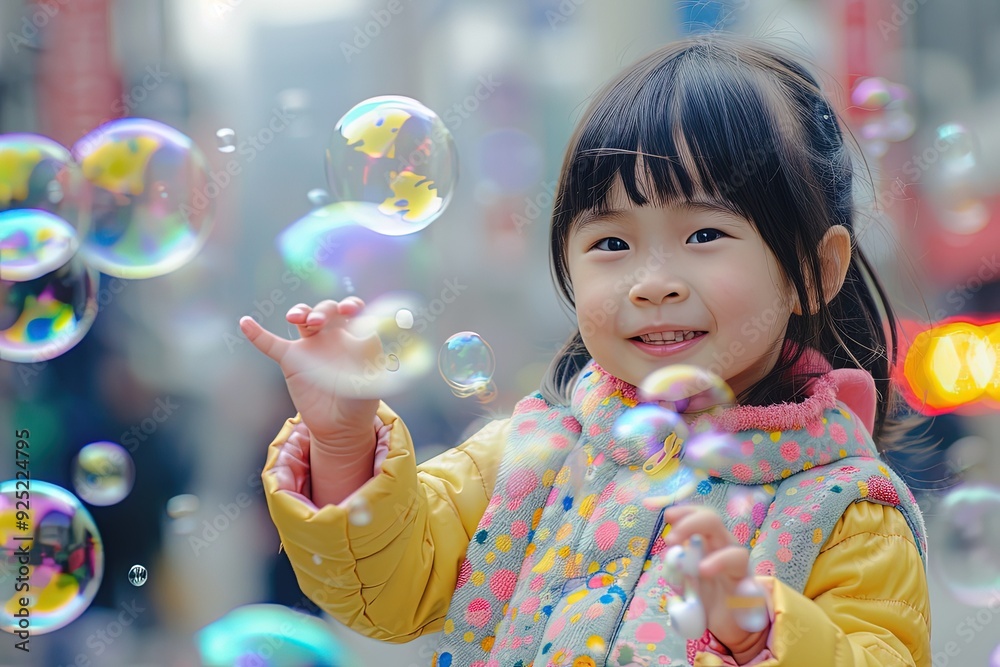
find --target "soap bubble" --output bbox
[936,123,978,175]
[0,133,90,235]
[326,95,457,235]
[166,494,200,519]
[72,442,135,506]
[850,78,916,157]
[639,365,735,416]
[936,484,1000,606]
[0,209,79,281]
[851,77,892,109]
[682,430,743,475]
[394,308,414,330]
[0,480,104,635]
[613,404,690,464]
[0,255,99,362]
[72,118,214,279]
[938,198,990,236]
[306,188,331,207]
[196,603,358,666]
[438,331,495,397]
[276,202,420,297]
[215,128,237,153]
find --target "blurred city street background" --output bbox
[1,0,999,664]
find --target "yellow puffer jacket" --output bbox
[262,404,931,667]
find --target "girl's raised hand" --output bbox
[239,297,383,446]
[662,506,771,662]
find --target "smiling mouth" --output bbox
[630,331,707,344]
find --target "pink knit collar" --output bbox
[593,347,877,436]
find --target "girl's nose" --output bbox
[628,274,690,305]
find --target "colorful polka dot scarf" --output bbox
[432,361,925,667]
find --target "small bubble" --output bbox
[342,277,354,294]
[386,354,400,372]
[307,188,331,207]
[128,564,148,587]
[216,128,237,153]
[166,494,200,519]
[312,554,322,565]
[394,308,414,329]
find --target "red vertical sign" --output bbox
[36,0,123,147]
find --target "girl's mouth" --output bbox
[629,331,707,344]
[628,331,707,356]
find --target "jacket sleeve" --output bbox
[261,402,509,642]
[696,502,931,666]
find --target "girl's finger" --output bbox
[337,296,366,315]
[240,316,290,363]
[699,545,750,580]
[664,508,736,552]
[286,304,312,324]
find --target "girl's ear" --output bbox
[792,225,852,315]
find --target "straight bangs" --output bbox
[556,45,801,269]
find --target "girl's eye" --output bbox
[593,237,629,251]
[687,228,726,244]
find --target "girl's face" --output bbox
[566,177,796,397]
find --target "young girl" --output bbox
[242,34,931,667]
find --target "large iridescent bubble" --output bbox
[72,442,135,507]
[276,202,420,297]
[0,480,104,635]
[0,133,90,235]
[0,255,99,362]
[72,118,213,278]
[935,484,1000,606]
[196,603,359,666]
[639,365,735,416]
[0,209,79,282]
[326,96,457,236]
[614,404,702,509]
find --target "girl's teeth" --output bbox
[639,331,700,343]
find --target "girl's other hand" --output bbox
[240,298,382,446]
[662,506,771,663]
